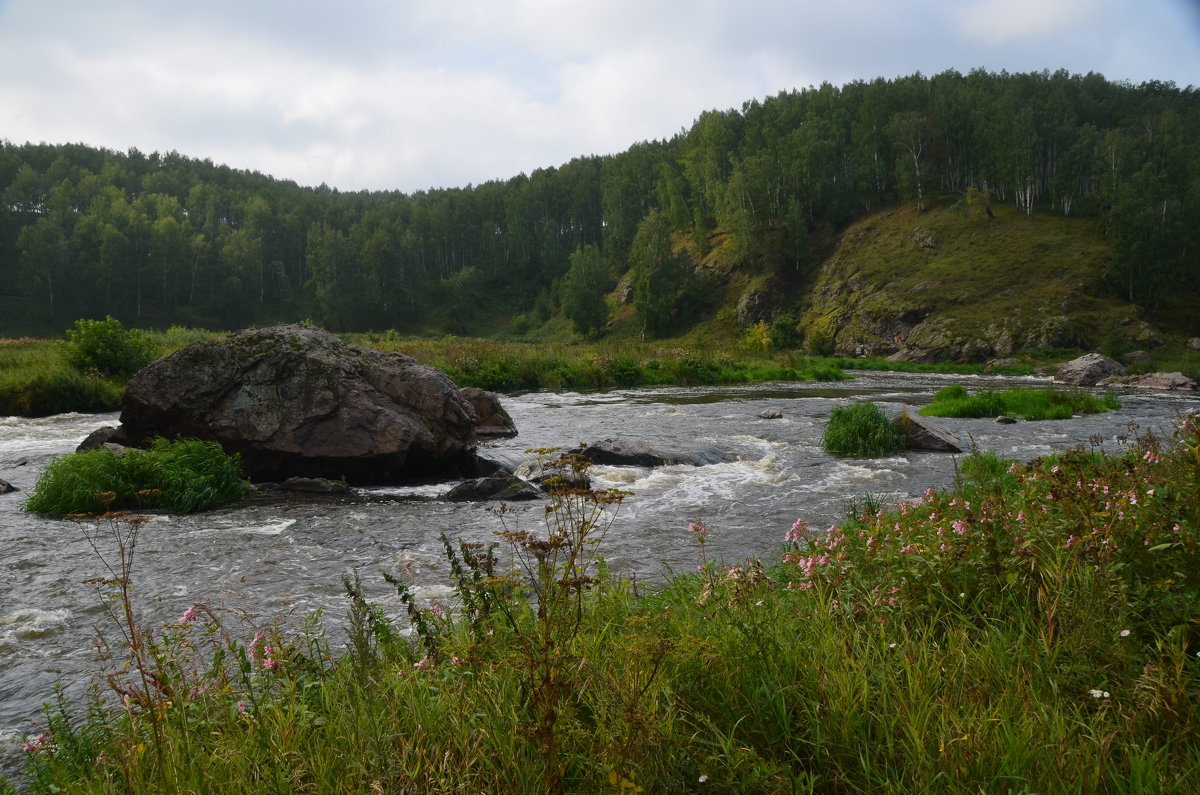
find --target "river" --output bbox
[1,371,1195,774]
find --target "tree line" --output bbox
[1,68,1195,337]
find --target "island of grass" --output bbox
[919,383,1120,421]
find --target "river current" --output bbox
[1,371,1195,771]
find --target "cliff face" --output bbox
[795,202,1159,363]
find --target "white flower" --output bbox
[1088,689,1110,699]
[1119,629,1131,637]
[699,775,709,783]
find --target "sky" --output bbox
[2,0,1198,194]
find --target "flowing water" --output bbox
[1,371,1195,771]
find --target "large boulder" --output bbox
[114,324,479,483]
[1054,353,1127,386]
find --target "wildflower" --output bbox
[262,657,278,670]
[889,642,898,649]
[699,775,709,783]
[689,520,708,538]
[1088,689,1110,699]
[179,605,198,623]
[451,655,462,665]
[1119,629,1131,637]
[236,700,250,715]
[23,731,52,753]
[952,520,968,537]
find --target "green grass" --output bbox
[0,338,124,417]
[821,400,905,457]
[22,437,253,515]
[9,413,1200,792]
[920,383,1121,420]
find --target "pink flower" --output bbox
[23,731,52,753]
[262,657,278,670]
[689,521,708,537]
[179,605,198,623]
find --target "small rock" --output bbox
[1101,372,1198,391]
[995,416,1018,424]
[443,475,541,502]
[758,410,783,419]
[77,426,119,452]
[278,477,350,495]
[0,479,17,494]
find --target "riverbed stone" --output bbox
[76,426,119,452]
[892,409,962,453]
[1100,372,1198,391]
[1054,353,1127,386]
[114,324,479,483]
[0,478,16,494]
[442,474,541,502]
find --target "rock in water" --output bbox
[115,324,478,483]
[1054,353,1127,386]
[460,387,518,438]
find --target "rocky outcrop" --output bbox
[114,324,479,483]
[461,387,517,439]
[1100,372,1197,391]
[892,409,962,453]
[1054,353,1127,386]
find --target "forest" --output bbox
[0,68,1196,339]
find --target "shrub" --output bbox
[22,438,252,515]
[63,316,160,378]
[822,401,904,457]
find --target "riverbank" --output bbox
[7,408,1198,793]
[1,326,1041,418]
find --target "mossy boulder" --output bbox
[115,324,479,483]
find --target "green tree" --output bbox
[560,245,610,337]
[630,209,690,338]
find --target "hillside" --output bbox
[795,199,1166,362]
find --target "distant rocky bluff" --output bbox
[109,324,515,483]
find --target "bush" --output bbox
[22,437,252,515]
[822,401,904,457]
[63,316,160,378]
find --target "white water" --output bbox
[1,373,1195,774]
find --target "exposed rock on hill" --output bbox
[114,324,479,483]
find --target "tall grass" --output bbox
[22,437,253,515]
[821,400,905,457]
[0,338,124,417]
[9,412,1200,792]
[920,383,1120,420]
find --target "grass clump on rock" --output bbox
[821,400,905,457]
[23,437,252,515]
[920,383,1120,420]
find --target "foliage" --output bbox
[11,413,1200,793]
[22,437,252,515]
[821,400,904,457]
[559,244,611,337]
[63,316,160,378]
[920,383,1120,420]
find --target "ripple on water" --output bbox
[0,608,71,655]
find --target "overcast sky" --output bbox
[2,0,1198,193]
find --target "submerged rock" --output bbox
[1100,372,1197,391]
[0,478,17,494]
[442,475,541,502]
[114,324,479,484]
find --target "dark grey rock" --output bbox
[77,426,119,452]
[114,324,477,483]
[443,475,541,502]
[0,479,17,494]
[278,476,350,495]
[995,416,1018,424]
